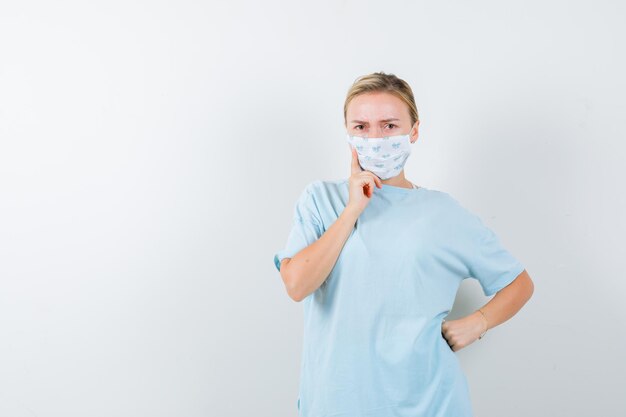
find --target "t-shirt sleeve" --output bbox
[273,182,324,272]
[462,212,525,296]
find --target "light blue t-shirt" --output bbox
[273,179,525,417]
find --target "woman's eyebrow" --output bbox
[350,118,400,124]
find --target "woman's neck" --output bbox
[381,171,414,189]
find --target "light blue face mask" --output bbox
[346,133,412,180]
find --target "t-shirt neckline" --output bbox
[379,182,425,193]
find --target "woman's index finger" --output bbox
[350,146,362,174]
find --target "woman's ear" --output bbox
[410,120,420,143]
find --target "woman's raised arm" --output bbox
[280,146,382,301]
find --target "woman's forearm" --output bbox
[280,205,361,302]
[472,269,534,333]
[443,270,534,351]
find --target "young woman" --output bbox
[273,72,534,417]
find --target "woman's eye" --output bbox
[386,124,397,129]
[354,125,363,130]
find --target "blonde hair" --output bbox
[343,71,419,127]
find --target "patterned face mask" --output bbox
[346,133,412,180]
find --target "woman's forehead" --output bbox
[347,93,409,121]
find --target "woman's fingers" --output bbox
[347,144,383,205]
[358,173,382,197]
[349,145,382,189]
[350,145,363,175]
[372,174,382,188]
[360,172,382,189]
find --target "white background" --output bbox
[1,1,624,416]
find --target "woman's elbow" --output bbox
[280,259,306,302]
[517,269,535,300]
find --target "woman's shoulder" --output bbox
[292,179,348,211]
[429,189,485,229]
[302,178,349,194]
[429,188,464,206]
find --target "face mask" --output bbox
[346,133,412,180]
